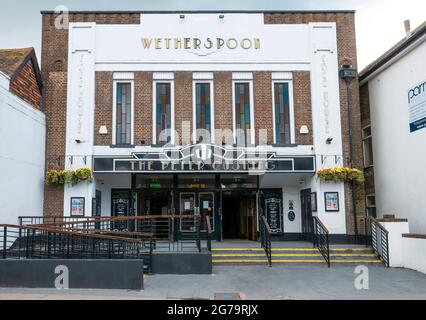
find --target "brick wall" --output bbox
[94,72,113,145]
[9,60,42,109]
[91,70,314,147]
[293,71,313,145]
[360,83,376,199]
[174,72,193,145]
[265,12,365,236]
[134,72,153,146]
[253,72,273,145]
[360,83,371,128]
[213,72,233,144]
[41,13,140,217]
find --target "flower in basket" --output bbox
[45,168,93,186]
[317,167,365,185]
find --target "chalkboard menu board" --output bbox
[111,190,131,231]
[264,193,282,234]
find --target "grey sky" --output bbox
[0,0,424,69]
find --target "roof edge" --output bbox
[9,48,43,94]
[40,9,356,14]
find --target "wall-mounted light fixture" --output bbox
[326,137,333,144]
[99,126,108,135]
[300,125,309,134]
[179,14,185,20]
[219,14,225,19]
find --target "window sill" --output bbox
[151,144,176,148]
[110,144,136,149]
[272,144,298,148]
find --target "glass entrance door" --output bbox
[199,192,214,232]
[179,191,215,233]
[180,192,196,232]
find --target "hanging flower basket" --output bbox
[45,168,93,186]
[317,167,365,185]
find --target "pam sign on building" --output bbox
[408,80,426,132]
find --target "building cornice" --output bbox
[40,9,356,15]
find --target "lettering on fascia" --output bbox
[141,37,261,50]
[76,54,85,136]
[321,54,330,135]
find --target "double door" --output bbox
[179,191,215,233]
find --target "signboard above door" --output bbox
[93,144,315,174]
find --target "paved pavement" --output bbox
[0,265,426,300]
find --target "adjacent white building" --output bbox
[359,21,426,233]
[0,48,45,224]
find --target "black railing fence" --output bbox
[369,217,389,267]
[0,224,153,272]
[260,216,272,267]
[19,215,207,252]
[313,217,330,267]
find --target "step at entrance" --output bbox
[212,247,384,266]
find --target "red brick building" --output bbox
[40,11,364,242]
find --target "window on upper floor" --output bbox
[233,81,254,146]
[194,81,214,144]
[273,82,293,145]
[154,81,174,145]
[113,82,133,145]
[362,125,374,167]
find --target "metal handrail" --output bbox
[313,217,330,267]
[369,217,390,267]
[260,216,272,267]
[0,224,143,243]
[43,215,205,252]
[42,226,154,238]
[20,215,200,227]
[0,224,153,272]
[205,216,213,251]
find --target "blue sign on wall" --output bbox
[408,80,426,133]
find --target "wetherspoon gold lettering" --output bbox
[141,37,261,50]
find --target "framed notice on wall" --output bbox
[70,197,85,216]
[324,192,339,212]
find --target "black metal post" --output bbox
[47,231,51,258]
[196,216,201,252]
[2,227,6,259]
[312,219,316,248]
[326,234,330,268]
[339,65,359,241]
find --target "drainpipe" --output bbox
[339,64,359,241]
